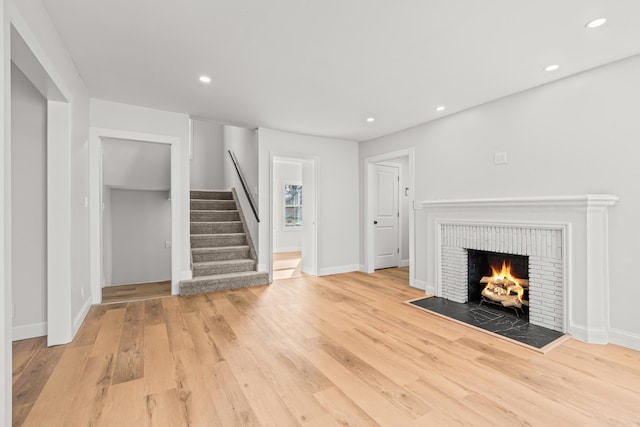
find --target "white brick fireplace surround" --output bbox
[419,195,618,344]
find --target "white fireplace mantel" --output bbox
[418,194,619,210]
[417,194,619,344]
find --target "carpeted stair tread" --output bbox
[179,271,269,295]
[190,190,233,200]
[192,258,256,276]
[191,245,250,253]
[191,221,243,225]
[193,259,255,267]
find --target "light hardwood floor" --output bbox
[102,280,172,304]
[273,251,305,281]
[12,268,640,426]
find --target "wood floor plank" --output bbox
[112,302,145,385]
[12,337,46,386]
[61,354,114,426]
[143,324,175,395]
[12,267,640,426]
[22,346,92,427]
[304,348,417,427]
[90,307,126,357]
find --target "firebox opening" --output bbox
[467,249,529,321]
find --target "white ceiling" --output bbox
[42,0,640,141]
[102,138,170,191]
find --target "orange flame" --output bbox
[488,261,524,302]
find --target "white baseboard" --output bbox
[257,263,268,272]
[181,270,193,281]
[568,323,609,345]
[73,297,93,337]
[273,246,302,253]
[318,264,359,276]
[359,264,367,272]
[399,259,410,267]
[609,327,640,351]
[13,321,47,341]
[413,279,428,292]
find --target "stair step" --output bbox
[191,233,246,248]
[191,221,244,234]
[191,210,240,222]
[192,246,251,262]
[179,271,269,296]
[190,190,233,200]
[190,200,237,211]
[193,259,256,277]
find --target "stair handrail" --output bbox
[228,150,260,222]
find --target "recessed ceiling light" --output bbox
[435,105,446,112]
[544,64,560,72]
[585,18,607,29]
[199,75,211,83]
[366,117,375,123]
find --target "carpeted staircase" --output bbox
[179,190,269,295]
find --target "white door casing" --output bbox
[301,158,317,275]
[373,164,399,269]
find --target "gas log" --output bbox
[481,277,528,308]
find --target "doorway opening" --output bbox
[270,155,317,280]
[101,138,172,303]
[89,130,181,303]
[364,148,416,285]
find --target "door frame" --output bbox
[269,152,318,280]
[363,148,416,285]
[89,128,181,302]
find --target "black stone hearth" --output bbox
[409,297,564,349]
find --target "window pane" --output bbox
[285,206,302,227]
[284,185,302,206]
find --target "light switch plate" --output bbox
[494,151,508,165]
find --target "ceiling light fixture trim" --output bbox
[585,18,607,29]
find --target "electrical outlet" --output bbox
[80,287,85,300]
[84,196,89,208]
[494,151,508,165]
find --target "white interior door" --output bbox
[373,164,399,269]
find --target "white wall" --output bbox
[90,99,190,280]
[2,1,91,420]
[191,119,224,190]
[11,62,46,339]
[223,125,259,251]
[0,1,10,422]
[110,189,171,285]
[359,54,640,350]
[259,128,359,275]
[273,160,302,253]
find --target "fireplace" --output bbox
[468,250,529,320]
[438,223,564,332]
[421,195,619,344]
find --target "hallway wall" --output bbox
[10,63,47,339]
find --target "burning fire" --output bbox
[482,261,525,308]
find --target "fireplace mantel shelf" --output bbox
[417,194,619,210]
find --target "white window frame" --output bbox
[283,181,302,229]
